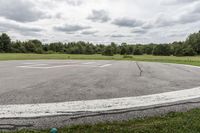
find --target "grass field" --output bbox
[0,53,200,66]
[1,53,200,133]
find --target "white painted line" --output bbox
[17,66,53,69]
[22,61,79,65]
[82,62,96,65]
[17,64,99,69]
[17,64,48,68]
[1,86,200,118]
[182,64,200,69]
[161,62,200,69]
[22,63,38,65]
[99,64,112,68]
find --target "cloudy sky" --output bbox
[0,0,199,44]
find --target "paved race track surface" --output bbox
[0,60,200,130]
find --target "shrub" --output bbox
[123,55,133,58]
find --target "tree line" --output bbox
[0,31,200,56]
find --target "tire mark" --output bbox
[0,124,33,130]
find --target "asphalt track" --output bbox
[0,60,200,130]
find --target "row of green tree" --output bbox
[0,31,200,56]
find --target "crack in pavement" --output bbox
[135,62,143,76]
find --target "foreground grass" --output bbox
[3,109,200,133]
[0,53,200,66]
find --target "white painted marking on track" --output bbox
[17,62,113,69]
[17,64,99,69]
[17,64,48,68]
[182,64,200,69]
[99,64,112,68]
[82,62,96,65]
[22,63,38,65]
[1,86,200,118]
[161,62,200,69]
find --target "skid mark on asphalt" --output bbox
[0,124,33,130]
[1,86,200,118]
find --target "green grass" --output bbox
[1,53,200,133]
[3,109,200,133]
[0,53,200,66]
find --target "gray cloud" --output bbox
[179,3,200,24]
[167,32,187,37]
[0,0,49,22]
[193,3,200,13]
[155,15,176,27]
[87,10,111,23]
[64,0,83,6]
[55,0,83,6]
[81,30,98,35]
[110,34,131,38]
[54,24,91,33]
[162,0,198,5]
[112,18,144,28]
[0,18,43,36]
[179,14,200,25]
[155,2,200,28]
[54,13,62,19]
[132,28,147,34]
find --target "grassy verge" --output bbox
[3,109,200,133]
[0,53,200,66]
[1,53,200,133]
